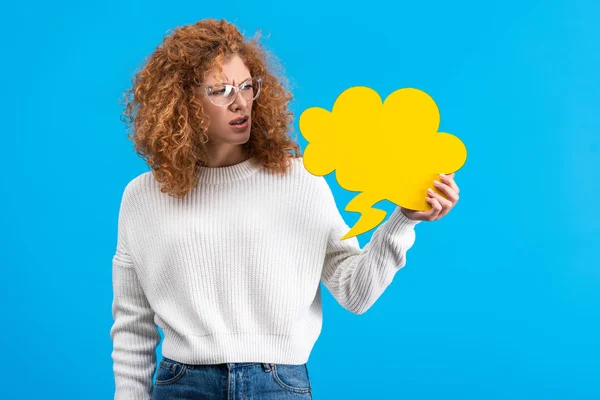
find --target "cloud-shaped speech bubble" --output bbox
[299,86,467,240]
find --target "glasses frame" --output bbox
[203,76,263,107]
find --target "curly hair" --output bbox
[119,18,302,199]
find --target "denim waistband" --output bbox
[162,356,280,371]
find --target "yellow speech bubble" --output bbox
[299,86,467,240]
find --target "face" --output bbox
[196,54,255,156]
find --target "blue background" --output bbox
[1,0,598,398]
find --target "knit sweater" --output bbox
[110,155,420,399]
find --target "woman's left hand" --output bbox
[400,173,460,221]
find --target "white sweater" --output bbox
[110,155,420,399]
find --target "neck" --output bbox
[197,155,262,184]
[203,147,250,168]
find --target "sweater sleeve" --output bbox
[319,178,421,315]
[110,185,161,400]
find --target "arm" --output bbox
[319,179,421,315]
[110,186,161,400]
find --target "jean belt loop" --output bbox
[262,363,272,372]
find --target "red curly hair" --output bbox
[119,18,302,199]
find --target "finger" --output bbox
[426,196,443,220]
[428,188,453,218]
[423,198,437,219]
[433,179,459,203]
[425,195,443,220]
[439,173,460,194]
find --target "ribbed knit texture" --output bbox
[110,155,420,399]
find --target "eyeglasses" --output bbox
[203,76,262,107]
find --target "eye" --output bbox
[241,81,254,91]
[208,84,229,96]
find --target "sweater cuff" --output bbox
[381,206,421,235]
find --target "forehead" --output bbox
[204,54,251,85]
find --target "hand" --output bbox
[400,173,460,221]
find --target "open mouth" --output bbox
[230,116,249,126]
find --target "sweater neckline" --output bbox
[197,156,262,184]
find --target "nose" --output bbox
[230,89,248,110]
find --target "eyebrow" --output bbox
[218,76,252,85]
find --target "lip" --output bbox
[229,115,249,130]
[229,115,248,125]
[230,119,249,131]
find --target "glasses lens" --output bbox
[240,77,262,101]
[207,77,262,106]
[208,84,235,106]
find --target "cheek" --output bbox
[202,105,227,130]
[212,112,229,129]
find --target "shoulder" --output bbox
[286,155,323,181]
[120,170,156,204]
[284,155,333,197]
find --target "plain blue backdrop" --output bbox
[1,0,598,399]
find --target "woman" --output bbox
[110,18,460,400]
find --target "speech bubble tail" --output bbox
[340,231,356,240]
[341,208,387,240]
[337,192,388,240]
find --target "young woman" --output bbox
[110,18,460,400]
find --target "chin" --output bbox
[231,133,251,144]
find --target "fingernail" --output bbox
[428,188,433,194]
[439,173,446,178]
[433,180,440,186]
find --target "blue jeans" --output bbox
[151,356,313,399]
